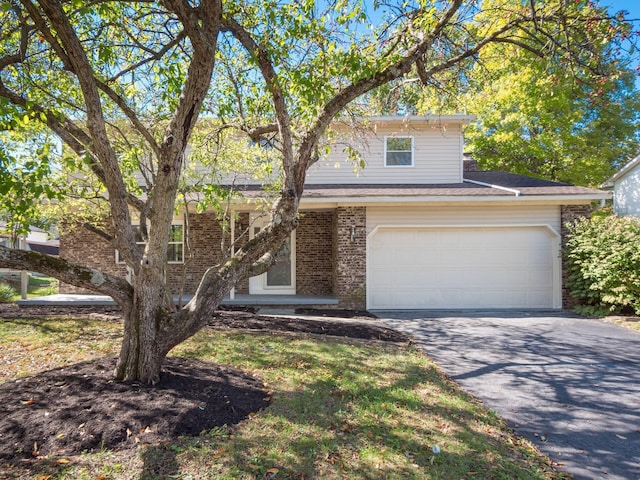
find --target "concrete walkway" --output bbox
[378,311,640,480]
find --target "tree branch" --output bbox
[0,245,133,306]
[222,16,296,195]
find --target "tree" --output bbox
[0,0,632,383]
[462,41,640,187]
[381,1,640,187]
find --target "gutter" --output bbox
[464,178,521,197]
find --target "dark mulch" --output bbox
[210,312,408,343]
[0,357,269,460]
[0,303,409,464]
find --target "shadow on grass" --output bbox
[0,322,566,479]
[177,331,564,479]
[139,444,180,480]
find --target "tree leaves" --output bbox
[564,213,640,315]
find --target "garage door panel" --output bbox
[369,226,556,309]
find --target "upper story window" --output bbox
[116,223,184,264]
[384,136,414,167]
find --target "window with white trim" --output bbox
[385,136,414,167]
[116,223,184,264]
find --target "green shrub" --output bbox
[564,214,640,316]
[0,283,17,303]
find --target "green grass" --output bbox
[0,318,568,479]
[0,275,59,301]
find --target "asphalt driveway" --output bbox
[378,311,640,480]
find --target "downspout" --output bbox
[464,178,521,197]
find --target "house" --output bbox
[0,223,59,255]
[601,154,640,217]
[59,116,608,310]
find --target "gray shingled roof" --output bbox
[227,170,607,200]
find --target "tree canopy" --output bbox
[369,1,640,187]
[0,0,635,382]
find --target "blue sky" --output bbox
[604,0,640,86]
[605,0,640,20]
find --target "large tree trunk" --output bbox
[115,303,169,384]
[114,263,175,383]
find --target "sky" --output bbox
[604,0,640,86]
[606,0,640,20]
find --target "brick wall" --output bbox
[60,209,355,303]
[560,204,592,308]
[170,212,223,294]
[296,211,335,295]
[59,221,126,294]
[334,206,366,309]
[60,215,225,295]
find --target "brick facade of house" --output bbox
[60,203,592,310]
[60,209,350,303]
[296,210,335,296]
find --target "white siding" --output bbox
[366,205,561,235]
[306,123,463,185]
[614,167,640,217]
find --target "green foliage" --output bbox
[564,214,640,315]
[463,47,640,187]
[0,282,17,303]
[380,0,640,188]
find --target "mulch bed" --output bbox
[0,357,267,460]
[0,303,409,463]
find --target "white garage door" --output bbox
[368,226,558,309]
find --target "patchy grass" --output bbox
[2,275,59,301]
[0,317,569,479]
[599,315,640,332]
[0,317,121,382]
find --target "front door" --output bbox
[248,216,296,295]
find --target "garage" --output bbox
[367,226,560,310]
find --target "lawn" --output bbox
[0,274,59,301]
[600,314,640,332]
[0,316,569,479]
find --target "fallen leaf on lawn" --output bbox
[264,467,279,479]
[95,477,108,480]
[21,398,35,405]
[56,458,70,464]
[247,463,261,471]
[212,448,227,458]
[34,476,51,480]
[126,428,132,438]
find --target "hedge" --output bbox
[564,214,640,316]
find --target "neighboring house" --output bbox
[0,223,59,255]
[60,116,608,310]
[0,223,59,283]
[601,154,640,217]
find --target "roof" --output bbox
[363,114,476,125]
[464,171,603,196]
[28,242,60,256]
[227,170,608,204]
[601,154,640,188]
